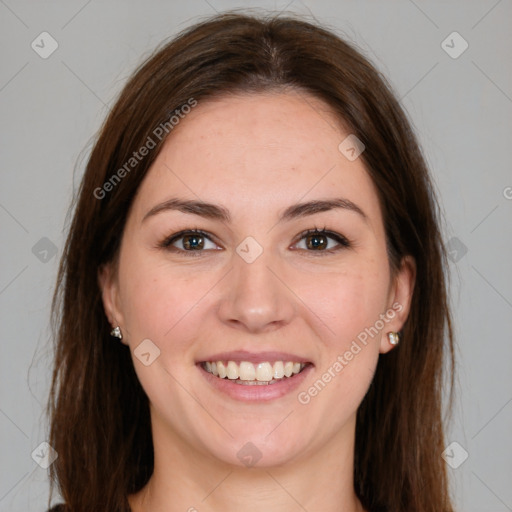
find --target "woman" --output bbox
[46,11,455,512]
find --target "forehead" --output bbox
[170,91,347,160]
[129,92,383,230]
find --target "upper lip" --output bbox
[197,350,312,365]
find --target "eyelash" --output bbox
[159,226,351,257]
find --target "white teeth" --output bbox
[256,362,273,381]
[273,361,284,379]
[217,361,227,378]
[203,360,307,382]
[284,361,294,377]
[239,361,256,381]
[226,361,238,380]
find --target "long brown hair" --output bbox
[47,11,455,512]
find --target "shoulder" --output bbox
[46,505,67,512]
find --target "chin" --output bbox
[200,427,310,469]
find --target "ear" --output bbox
[379,255,416,354]
[98,262,128,345]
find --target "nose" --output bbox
[217,248,296,334]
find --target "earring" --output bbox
[110,326,123,340]
[387,331,400,345]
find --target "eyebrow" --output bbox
[142,197,367,224]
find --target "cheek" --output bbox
[294,267,387,427]
[117,251,202,353]
[117,257,204,409]
[304,261,390,345]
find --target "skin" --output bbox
[99,91,415,512]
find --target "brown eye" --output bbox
[161,229,219,254]
[181,233,205,250]
[294,229,350,253]
[305,233,328,250]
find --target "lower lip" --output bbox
[197,363,314,402]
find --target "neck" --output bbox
[129,412,366,512]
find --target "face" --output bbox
[100,92,414,468]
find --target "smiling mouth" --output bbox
[200,360,311,385]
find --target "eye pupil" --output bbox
[183,234,204,250]
[307,234,327,250]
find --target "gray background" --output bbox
[1,1,511,511]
